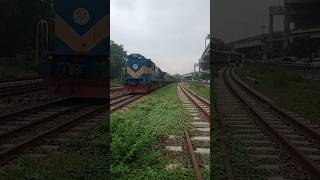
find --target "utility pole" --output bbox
[283,0,290,54]
[198,59,201,80]
[244,24,247,39]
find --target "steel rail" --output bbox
[0,104,106,163]
[184,126,203,180]
[230,68,320,143]
[223,66,320,179]
[0,104,87,139]
[180,85,209,119]
[0,98,69,123]
[181,85,209,106]
[178,85,204,180]
[110,95,144,112]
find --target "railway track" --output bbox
[0,78,125,112]
[0,98,106,165]
[0,78,140,166]
[110,86,123,93]
[215,65,320,179]
[0,78,44,97]
[0,90,145,166]
[0,78,48,113]
[177,83,210,180]
[110,94,144,112]
[0,78,123,99]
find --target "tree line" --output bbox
[110,41,127,80]
[0,0,53,57]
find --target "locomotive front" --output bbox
[43,0,109,98]
[124,54,153,93]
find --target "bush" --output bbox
[286,73,303,82]
[272,71,288,89]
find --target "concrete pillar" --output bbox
[269,15,274,49]
[283,7,290,52]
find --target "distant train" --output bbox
[123,54,170,93]
[42,0,109,98]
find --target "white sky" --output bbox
[111,0,210,75]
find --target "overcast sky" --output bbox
[111,0,286,74]
[111,0,210,75]
[213,0,284,42]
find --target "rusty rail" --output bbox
[184,126,203,180]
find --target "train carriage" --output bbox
[43,0,109,98]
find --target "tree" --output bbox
[0,0,53,57]
[110,40,127,80]
[200,72,210,80]
[211,37,231,51]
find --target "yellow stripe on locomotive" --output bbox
[127,66,152,79]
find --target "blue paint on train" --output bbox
[54,0,109,55]
[124,53,165,93]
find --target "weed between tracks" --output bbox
[187,81,210,100]
[110,83,195,179]
[237,64,320,122]
[211,115,267,180]
[0,120,108,180]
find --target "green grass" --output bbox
[237,64,320,121]
[110,83,195,179]
[0,120,108,180]
[0,56,39,81]
[187,81,210,100]
[110,79,122,87]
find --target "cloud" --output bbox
[111,0,210,74]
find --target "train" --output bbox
[123,54,171,93]
[42,0,109,98]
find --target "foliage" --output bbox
[211,37,231,51]
[200,72,210,80]
[188,81,210,100]
[0,0,53,57]
[0,0,52,80]
[110,78,122,87]
[237,64,320,121]
[0,120,108,180]
[110,40,127,80]
[0,56,39,80]
[110,83,195,179]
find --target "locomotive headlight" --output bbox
[132,64,139,70]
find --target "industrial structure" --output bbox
[229,0,320,60]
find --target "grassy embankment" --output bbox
[110,79,122,87]
[0,56,39,81]
[237,63,320,121]
[110,83,195,179]
[0,120,108,179]
[187,81,210,100]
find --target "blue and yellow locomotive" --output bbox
[43,0,109,98]
[124,54,165,93]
